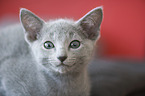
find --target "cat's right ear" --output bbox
[20,8,44,42]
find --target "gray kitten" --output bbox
[0,7,103,96]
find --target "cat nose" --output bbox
[57,56,67,62]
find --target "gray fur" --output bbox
[0,7,103,96]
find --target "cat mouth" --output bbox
[57,63,75,67]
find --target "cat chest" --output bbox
[47,82,88,96]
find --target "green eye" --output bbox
[70,40,80,49]
[44,41,54,49]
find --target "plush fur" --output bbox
[1,7,145,96]
[0,7,103,96]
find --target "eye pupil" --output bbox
[72,43,77,46]
[44,41,54,49]
[70,40,80,49]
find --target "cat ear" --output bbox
[76,6,103,40]
[20,8,44,42]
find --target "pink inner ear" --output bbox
[22,14,41,31]
[21,10,43,42]
[78,8,103,40]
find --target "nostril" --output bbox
[57,56,67,62]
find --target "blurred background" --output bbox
[0,0,145,61]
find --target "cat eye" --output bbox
[69,40,80,49]
[44,41,54,49]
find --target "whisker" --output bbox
[42,63,48,65]
[38,57,49,59]
[69,58,76,59]
[69,59,76,61]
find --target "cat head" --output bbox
[20,7,103,73]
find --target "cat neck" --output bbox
[38,64,90,86]
[41,65,90,95]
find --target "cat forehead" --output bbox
[48,19,79,32]
[42,19,83,39]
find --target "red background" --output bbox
[0,0,145,61]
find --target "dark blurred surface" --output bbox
[89,59,145,96]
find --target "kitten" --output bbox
[0,7,103,96]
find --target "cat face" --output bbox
[30,20,96,73]
[20,7,103,73]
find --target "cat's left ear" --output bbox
[20,8,44,42]
[76,6,103,40]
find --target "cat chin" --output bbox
[54,64,75,73]
[48,66,72,74]
[56,68,69,74]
